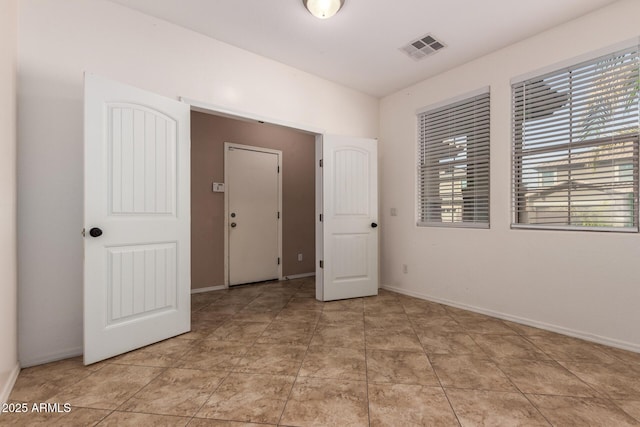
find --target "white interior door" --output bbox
[318,135,378,301]
[226,144,281,286]
[84,74,190,365]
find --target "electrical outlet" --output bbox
[402,264,408,274]
[298,253,303,261]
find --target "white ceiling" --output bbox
[109,0,619,97]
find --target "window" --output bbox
[512,46,640,231]
[417,90,490,227]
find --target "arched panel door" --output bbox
[319,135,378,301]
[84,74,190,364]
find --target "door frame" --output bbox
[223,142,283,287]
[183,98,325,292]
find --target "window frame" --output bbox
[510,45,640,233]
[416,88,491,229]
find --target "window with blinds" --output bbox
[417,91,490,228]
[512,46,640,231]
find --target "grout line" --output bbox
[276,290,322,426]
[404,301,463,427]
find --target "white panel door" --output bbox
[319,135,378,301]
[226,144,281,286]
[84,74,190,365]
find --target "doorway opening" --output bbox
[189,108,317,293]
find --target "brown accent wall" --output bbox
[191,111,316,290]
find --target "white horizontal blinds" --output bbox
[512,46,640,230]
[418,91,490,227]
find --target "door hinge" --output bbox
[277,166,280,173]
[277,257,281,265]
[319,260,324,268]
[277,211,280,219]
[319,159,323,167]
[319,214,323,222]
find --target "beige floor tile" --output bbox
[298,346,366,381]
[366,329,423,352]
[401,300,449,317]
[364,302,406,316]
[410,316,465,333]
[602,346,640,367]
[499,321,559,338]
[527,334,618,364]
[197,373,294,424]
[457,318,519,335]
[497,358,599,397]
[188,419,276,427]
[177,340,249,371]
[111,337,195,368]
[207,321,270,343]
[285,297,325,311]
[364,314,412,331]
[446,389,550,427]
[196,304,246,317]
[0,406,110,427]
[322,298,365,312]
[181,318,227,340]
[118,368,227,417]
[528,394,639,426]
[445,307,492,322]
[239,300,286,313]
[318,310,364,325]
[256,321,315,346]
[98,411,190,426]
[229,310,278,323]
[280,377,368,427]
[417,331,485,355]
[275,309,322,324]
[559,361,640,399]
[366,349,439,386]
[10,282,640,427]
[615,400,640,422]
[310,323,365,349]
[47,364,164,410]
[431,355,517,392]
[9,364,97,403]
[472,334,550,360]
[368,383,459,427]
[234,343,307,376]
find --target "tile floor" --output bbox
[3,278,640,426]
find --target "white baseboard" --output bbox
[191,285,226,294]
[0,363,20,404]
[382,284,640,354]
[283,272,315,280]
[19,346,83,369]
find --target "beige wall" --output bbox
[191,112,315,289]
[379,0,640,350]
[0,0,19,403]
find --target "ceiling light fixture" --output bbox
[303,0,345,19]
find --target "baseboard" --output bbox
[382,284,640,354]
[0,363,20,404]
[283,272,315,280]
[19,346,83,368]
[191,285,226,294]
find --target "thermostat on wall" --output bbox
[212,182,225,193]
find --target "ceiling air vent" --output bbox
[400,34,446,61]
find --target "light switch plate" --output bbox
[212,182,225,192]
